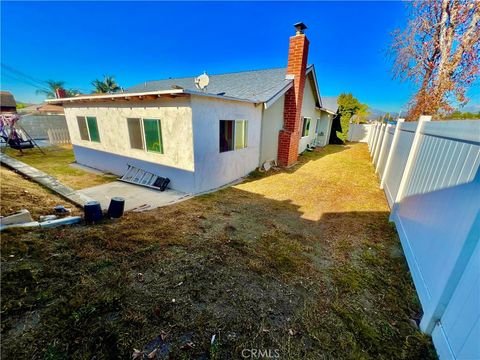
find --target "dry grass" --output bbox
[236,144,389,221]
[3,145,116,189]
[0,167,80,218]
[0,143,436,359]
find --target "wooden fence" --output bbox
[368,117,480,360]
[47,128,71,145]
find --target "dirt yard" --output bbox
[0,143,436,359]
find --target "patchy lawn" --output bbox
[0,167,80,218]
[3,145,116,189]
[1,143,436,359]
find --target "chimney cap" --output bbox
[294,22,307,34]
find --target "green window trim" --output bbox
[77,116,100,142]
[86,116,100,142]
[143,119,163,154]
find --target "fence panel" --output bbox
[376,124,395,178]
[370,119,480,360]
[382,121,418,207]
[373,124,386,165]
[47,128,71,145]
[19,115,67,139]
[347,124,372,142]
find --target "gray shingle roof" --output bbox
[125,67,293,103]
[321,96,339,113]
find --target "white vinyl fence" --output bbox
[47,128,71,145]
[347,123,373,142]
[368,117,480,360]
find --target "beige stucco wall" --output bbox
[63,98,194,171]
[260,94,285,164]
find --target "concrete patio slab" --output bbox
[78,181,190,211]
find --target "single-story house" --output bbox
[47,23,336,194]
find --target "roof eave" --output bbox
[263,82,294,110]
[184,90,258,104]
[45,89,186,105]
[306,65,322,108]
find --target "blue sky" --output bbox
[1,1,478,112]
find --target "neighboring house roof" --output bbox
[321,96,339,114]
[19,103,65,115]
[1,91,16,108]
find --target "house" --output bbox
[0,91,17,113]
[19,103,65,115]
[47,23,336,194]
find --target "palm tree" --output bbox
[36,80,65,99]
[91,75,121,94]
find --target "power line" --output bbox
[1,63,50,88]
[1,71,50,93]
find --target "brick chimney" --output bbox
[278,22,309,167]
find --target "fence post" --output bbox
[369,123,378,153]
[393,115,432,205]
[375,123,393,174]
[373,123,386,165]
[367,123,375,149]
[380,119,404,189]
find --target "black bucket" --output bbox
[107,197,125,218]
[84,201,103,223]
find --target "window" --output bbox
[77,116,100,142]
[302,117,311,137]
[127,118,143,150]
[77,116,89,141]
[315,118,321,134]
[87,116,100,142]
[126,118,164,154]
[219,120,248,153]
[143,119,163,153]
[235,120,248,150]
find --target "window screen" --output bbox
[219,120,234,152]
[127,118,143,149]
[302,117,311,137]
[86,116,100,142]
[235,120,247,149]
[77,116,89,141]
[143,119,163,153]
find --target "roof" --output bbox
[1,91,16,108]
[125,67,292,103]
[47,65,329,111]
[321,96,339,113]
[20,103,65,114]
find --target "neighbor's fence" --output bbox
[347,123,373,142]
[47,128,71,145]
[19,115,67,139]
[368,117,480,360]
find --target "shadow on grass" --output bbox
[1,180,436,359]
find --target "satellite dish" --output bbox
[195,72,209,90]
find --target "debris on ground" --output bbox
[54,205,72,214]
[0,209,33,225]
